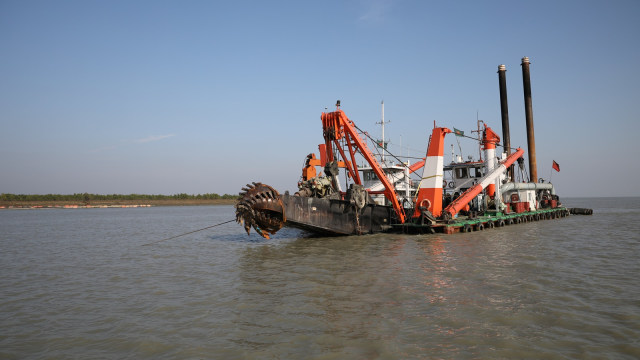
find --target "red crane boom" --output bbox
[321,107,407,224]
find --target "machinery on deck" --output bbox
[235,58,581,238]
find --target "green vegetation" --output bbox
[1,192,238,202]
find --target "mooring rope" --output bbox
[141,219,235,246]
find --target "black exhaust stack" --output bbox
[497,64,513,180]
[521,57,537,183]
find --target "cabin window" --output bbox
[472,167,482,178]
[455,168,468,179]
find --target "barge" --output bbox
[235,57,590,238]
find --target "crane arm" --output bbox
[321,108,406,223]
[409,159,425,173]
[443,148,525,218]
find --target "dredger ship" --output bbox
[235,57,591,238]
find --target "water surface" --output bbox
[1,198,639,359]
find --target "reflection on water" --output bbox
[1,200,640,359]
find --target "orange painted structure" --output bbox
[320,106,407,224]
[412,127,451,218]
[443,147,525,219]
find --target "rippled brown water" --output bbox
[1,198,639,359]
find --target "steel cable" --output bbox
[141,219,235,246]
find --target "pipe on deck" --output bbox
[443,148,524,218]
[500,182,555,195]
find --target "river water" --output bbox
[1,197,639,359]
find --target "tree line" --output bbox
[0,193,238,202]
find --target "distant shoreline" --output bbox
[0,199,237,209]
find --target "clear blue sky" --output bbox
[1,0,638,197]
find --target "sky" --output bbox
[1,0,639,197]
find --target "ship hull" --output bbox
[280,194,395,236]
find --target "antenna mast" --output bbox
[471,111,484,162]
[376,100,390,164]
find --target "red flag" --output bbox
[552,160,560,172]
